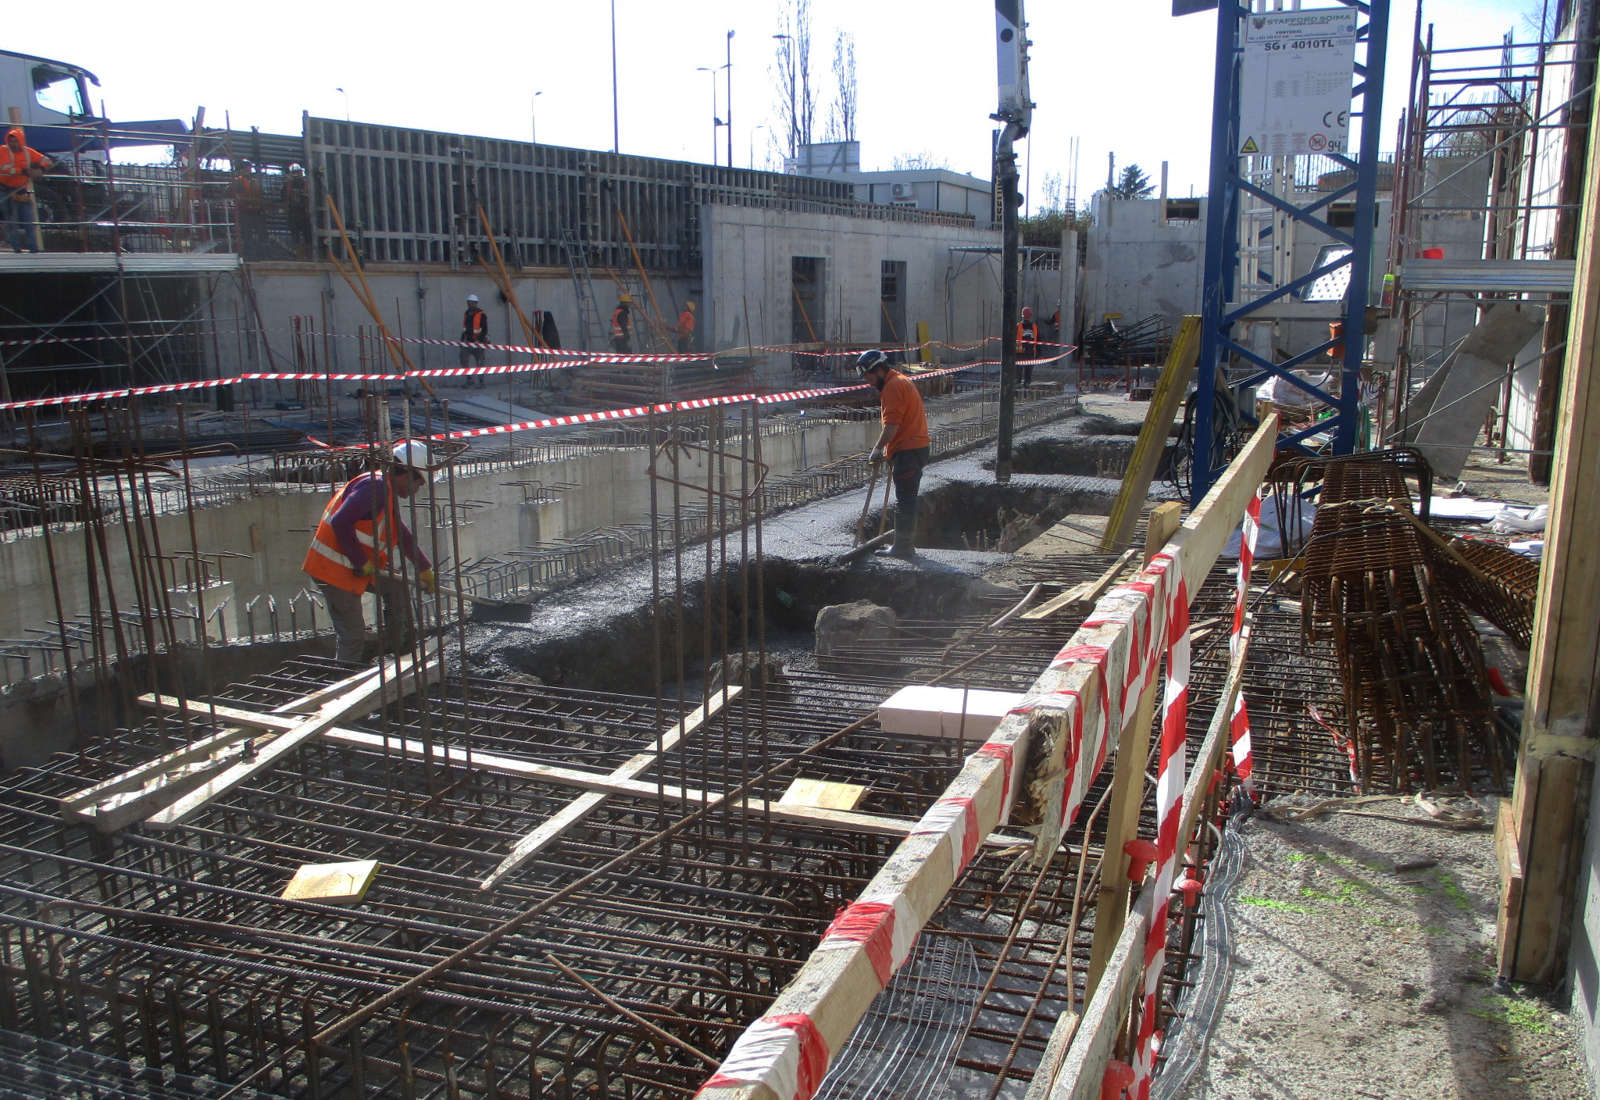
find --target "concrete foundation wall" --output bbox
[702,206,1001,351]
[1083,197,1206,330]
[213,265,704,379]
[0,413,891,657]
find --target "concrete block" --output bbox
[877,684,1024,741]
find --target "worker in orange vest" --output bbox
[859,349,931,560]
[676,300,696,353]
[1016,307,1040,385]
[611,295,633,353]
[1,128,52,254]
[302,441,439,663]
[460,293,489,387]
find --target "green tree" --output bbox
[1109,163,1155,199]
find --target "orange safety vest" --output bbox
[1016,321,1039,351]
[611,306,629,338]
[677,309,695,339]
[301,474,397,594]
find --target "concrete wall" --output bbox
[1572,765,1600,1089]
[0,412,897,655]
[701,206,1002,352]
[1082,196,1206,329]
[213,265,703,379]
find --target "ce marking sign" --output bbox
[1323,109,1350,128]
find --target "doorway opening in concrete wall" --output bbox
[791,255,825,342]
[881,259,907,345]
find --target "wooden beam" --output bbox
[1085,502,1183,996]
[1099,315,1201,552]
[134,694,1028,845]
[479,686,741,891]
[142,646,437,828]
[1501,107,1600,984]
[64,658,426,832]
[1030,420,1274,860]
[698,420,1276,1100]
[1021,547,1140,621]
[1032,600,1255,1100]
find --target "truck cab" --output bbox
[0,49,102,156]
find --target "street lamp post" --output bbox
[725,29,735,168]
[531,90,543,145]
[335,87,350,122]
[696,66,720,166]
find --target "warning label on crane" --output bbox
[1238,9,1357,157]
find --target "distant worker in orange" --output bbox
[611,295,633,353]
[460,293,489,387]
[302,441,439,663]
[676,300,696,353]
[1016,306,1040,385]
[1,128,52,254]
[858,349,931,560]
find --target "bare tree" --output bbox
[828,31,858,143]
[891,151,951,171]
[773,0,818,160]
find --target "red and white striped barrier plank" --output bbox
[1132,548,1190,1099]
[1227,493,1263,796]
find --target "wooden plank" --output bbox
[63,657,407,832]
[1045,893,1152,1100]
[1099,315,1201,552]
[1503,93,1600,986]
[1022,548,1140,621]
[1031,416,1277,860]
[281,859,380,905]
[1494,797,1525,978]
[699,424,1276,1100]
[479,686,741,891]
[136,695,992,843]
[1034,615,1253,1100]
[1085,502,1182,996]
[779,778,867,811]
[142,646,437,829]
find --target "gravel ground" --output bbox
[1173,793,1591,1100]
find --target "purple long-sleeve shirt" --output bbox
[326,473,431,573]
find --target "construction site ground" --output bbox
[1176,793,1590,1100]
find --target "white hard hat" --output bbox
[392,440,433,479]
[466,293,480,303]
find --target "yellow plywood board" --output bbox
[281,859,380,905]
[779,778,868,811]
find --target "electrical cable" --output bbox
[1150,791,1254,1099]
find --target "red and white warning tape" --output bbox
[698,1013,829,1100]
[0,377,236,412]
[1132,548,1190,1100]
[1227,493,1263,796]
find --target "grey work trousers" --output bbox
[317,575,414,663]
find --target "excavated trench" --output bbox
[488,558,1005,694]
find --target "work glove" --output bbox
[417,568,438,594]
[358,560,377,578]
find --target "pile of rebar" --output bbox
[1077,314,1171,365]
[1292,451,1512,790]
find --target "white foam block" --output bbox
[877,685,1024,741]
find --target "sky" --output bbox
[8,0,1551,204]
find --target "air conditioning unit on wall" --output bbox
[890,183,912,199]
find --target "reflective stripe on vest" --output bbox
[302,475,395,593]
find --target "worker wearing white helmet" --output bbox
[302,440,438,662]
[461,292,489,386]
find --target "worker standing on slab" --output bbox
[676,300,696,353]
[859,349,930,560]
[1017,306,1039,386]
[302,441,439,663]
[0,128,51,254]
[611,294,633,353]
[460,293,489,387]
